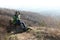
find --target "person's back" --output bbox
[17,12,21,25]
[13,11,21,25]
[13,12,18,25]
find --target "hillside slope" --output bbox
[0,8,59,27]
[0,8,60,40]
[0,8,46,27]
[0,27,60,40]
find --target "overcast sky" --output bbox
[0,0,60,15]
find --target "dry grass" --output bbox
[0,27,60,40]
[0,8,60,40]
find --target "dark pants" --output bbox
[14,20,21,30]
[16,20,21,25]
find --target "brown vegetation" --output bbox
[0,8,60,40]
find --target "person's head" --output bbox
[18,12,20,15]
[17,11,20,15]
[15,11,20,15]
[15,11,18,16]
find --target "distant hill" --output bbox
[0,8,60,28]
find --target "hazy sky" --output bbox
[0,0,60,15]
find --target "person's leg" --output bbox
[16,20,20,25]
[21,22,28,31]
[22,22,26,28]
